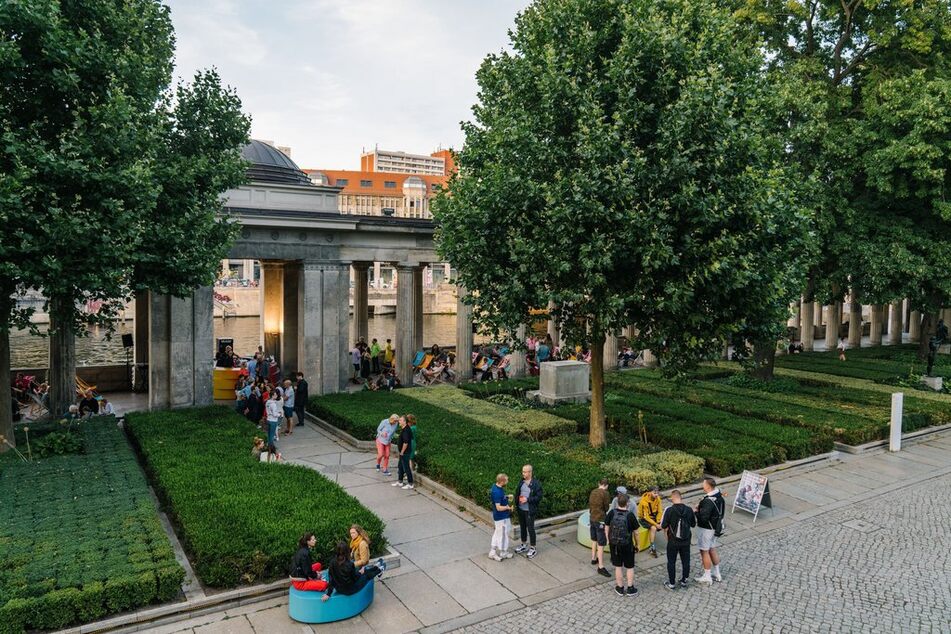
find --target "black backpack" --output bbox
[608,509,632,546]
[668,506,692,543]
[709,496,725,537]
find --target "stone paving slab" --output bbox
[427,559,517,613]
[385,570,467,626]
[193,616,256,634]
[361,582,424,634]
[244,606,313,634]
[396,525,491,570]
[384,509,474,546]
[468,552,560,598]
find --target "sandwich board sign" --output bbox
[731,470,771,523]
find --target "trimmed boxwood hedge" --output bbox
[400,386,575,440]
[125,407,385,588]
[459,377,541,398]
[310,391,604,517]
[0,418,184,634]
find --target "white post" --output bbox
[889,392,903,452]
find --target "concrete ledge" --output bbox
[834,422,951,454]
[305,411,376,450]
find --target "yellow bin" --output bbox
[213,368,242,400]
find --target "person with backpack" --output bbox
[513,465,543,559]
[660,489,696,590]
[588,478,611,577]
[695,477,725,585]
[604,493,638,597]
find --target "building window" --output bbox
[384,181,396,188]
[431,183,442,192]
[360,179,372,187]
[336,178,349,186]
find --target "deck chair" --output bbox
[414,354,433,371]
[76,376,98,397]
[27,391,49,420]
[411,351,425,368]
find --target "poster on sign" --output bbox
[731,470,771,523]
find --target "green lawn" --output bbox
[0,419,184,633]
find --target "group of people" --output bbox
[236,371,308,460]
[374,413,417,489]
[587,477,726,596]
[488,466,544,560]
[350,338,405,391]
[418,343,455,385]
[290,525,387,600]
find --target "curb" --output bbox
[834,422,951,454]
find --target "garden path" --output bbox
[146,416,951,634]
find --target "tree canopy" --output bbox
[434,0,814,447]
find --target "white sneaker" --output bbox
[500,550,514,559]
[712,573,723,583]
[488,551,503,561]
[391,481,403,487]
[695,573,713,585]
[401,483,415,490]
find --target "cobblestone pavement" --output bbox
[456,472,951,634]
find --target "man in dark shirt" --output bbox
[78,392,99,418]
[294,372,308,424]
[605,493,638,597]
[660,489,697,589]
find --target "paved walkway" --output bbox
[150,422,951,634]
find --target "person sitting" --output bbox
[493,354,511,380]
[788,341,804,354]
[63,403,81,421]
[265,442,282,462]
[99,398,114,415]
[349,525,371,569]
[321,542,385,601]
[620,346,636,367]
[290,533,329,592]
[79,391,99,418]
[252,437,266,460]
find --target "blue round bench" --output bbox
[288,574,374,624]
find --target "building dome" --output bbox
[241,140,313,186]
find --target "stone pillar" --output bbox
[603,332,619,372]
[395,264,419,385]
[0,329,13,452]
[414,266,424,350]
[815,303,824,327]
[134,294,150,392]
[887,300,903,345]
[282,262,301,374]
[824,304,836,349]
[298,262,350,395]
[791,303,802,340]
[373,262,382,289]
[243,259,254,281]
[455,286,473,381]
[350,262,369,347]
[870,304,884,345]
[848,300,863,348]
[48,296,76,418]
[509,325,527,378]
[801,300,815,351]
[909,310,922,342]
[148,287,214,410]
[642,348,659,368]
[547,301,560,350]
[261,262,283,364]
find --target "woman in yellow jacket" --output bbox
[637,487,663,557]
[349,524,372,569]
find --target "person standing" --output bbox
[407,414,418,473]
[660,489,696,590]
[375,414,399,475]
[391,416,415,490]
[604,493,638,597]
[370,338,382,374]
[265,389,283,447]
[384,339,394,369]
[588,478,611,577]
[282,379,296,435]
[637,487,663,558]
[294,372,308,425]
[695,477,725,585]
[351,344,362,382]
[489,473,514,561]
[513,465,543,559]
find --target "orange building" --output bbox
[304,148,453,219]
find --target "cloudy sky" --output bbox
[166,0,530,170]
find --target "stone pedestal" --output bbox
[529,360,590,405]
[921,376,944,392]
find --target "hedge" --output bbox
[125,407,385,588]
[400,386,576,440]
[459,376,541,398]
[0,418,184,634]
[311,391,604,517]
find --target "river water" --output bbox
[9,314,475,368]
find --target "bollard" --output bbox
[889,392,903,452]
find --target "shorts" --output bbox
[609,543,636,569]
[638,518,655,530]
[589,521,606,547]
[696,527,717,550]
[283,406,294,419]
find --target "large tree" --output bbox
[435,0,813,447]
[736,0,951,358]
[0,1,249,444]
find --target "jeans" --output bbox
[397,452,414,484]
[332,564,381,596]
[666,541,691,584]
[517,508,536,546]
[267,420,278,446]
[491,518,511,553]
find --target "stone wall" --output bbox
[13,364,131,393]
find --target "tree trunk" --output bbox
[918,311,939,361]
[48,295,76,419]
[0,329,13,452]
[589,330,606,449]
[751,339,777,381]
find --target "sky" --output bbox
[166,0,530,170]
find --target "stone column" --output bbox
[603,332,619,372]
[909,310,922,342]
[134,294,150,392]
[815,303,824,327]
[0,329,13,452]
[243,259,254,281]
[48,296,76,418]
[350,262,369,347]
[455,286,473,381]
[373,262,382,289]
[869,304,884,346]
[148,287,214,410]
[642,348,659,368]
[824,303,839,349]
[395,264,420,385]
[887,300,903,345]
[298,262,350,395]
[801,300,815,351]
[261,262,283,364]
[547,301,560,350]
[414,266,424,350]
[282,262,301,374]
[791,302,802,340]
[848,300,863,348]
[509,325,527,378]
